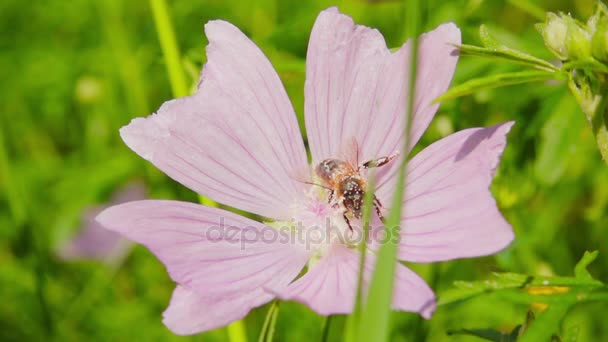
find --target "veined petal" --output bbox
[163,285,265,335]
[304,8,460,182]
[409,22,461,149]
[374,23,461,193]
[96,200,309,334]
[272,244,435,317]
[120,20,308,220]
[397,122,515,262]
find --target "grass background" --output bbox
[1,0,607,340]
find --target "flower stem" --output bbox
[149,0,189,98]
[149,0,217,208]
[227,320,248,342]
[322,315,333,342]
[345,171,376,342]
[258,300,280,342]
[358,0,421,340]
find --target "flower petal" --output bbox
[396,122,515,262]
[304,8,459,174]
[163,285,264,335]
[409,22,461,149]
[120,20,308,220]
[272,244,435,317]
[97,200,309,334]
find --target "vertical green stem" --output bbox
[149,2,248,340]
[25,223,54,336]
[358,0,420,340]
[227,320,248,342]
[258,301,280,342]
[149,0,189,98]
[322,315,333,342]
[344,172,376,342]
[149,0,217,208]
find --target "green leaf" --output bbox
[534,94,583,185]
[438,269,604,306]
[442,253,603,342]
[457,42,560,72]
[447,328,516,342]
[518,301,570,342]
[479,25,501,48]
[562,59,608,74]
[435,70,560,102]
[574,250,599,280]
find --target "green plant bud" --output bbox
[588,1,608,62]
[564,15,592,60]
[591,21,608,62]
[538,12,569,60]
[587,1,608,31]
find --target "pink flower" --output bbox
[59,182,145,265]
[97,8,514,335]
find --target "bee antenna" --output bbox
[301,181,332,190]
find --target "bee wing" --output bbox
[287,164,314,185]
[336,136,361,169]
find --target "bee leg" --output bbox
[328,190,340,209]
[373,195,384,222]
[359,151,400,171]
[343,213,354,233]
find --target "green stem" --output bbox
[227,320,248,342]
[149,0,189,97]
[258,301,280,342]
[358,0,420,340]
[344,172,376,342]
[322,315,333,342]
[25,223,54,336]
[568,72,608,162]
[149,0,217,208]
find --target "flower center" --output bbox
[268,185,367,266]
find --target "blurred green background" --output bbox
[1,0,607,341]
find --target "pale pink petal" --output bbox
[96,200,309,334]
[272,244,435,317]
[272,245,359,315]
[373,24,461,191]
[409,23,461,149]
[163,285,264,335]
[304,8,459,178]
[58,182,146,264]
[394,122,515,262]
[120,21,308,220]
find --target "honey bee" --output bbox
[313,152,399,232]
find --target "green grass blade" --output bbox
[344,172,376,342]
[149,0,189,98]
[258,301,279,342]
[149,0,215,210]
[357,0,420,340]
